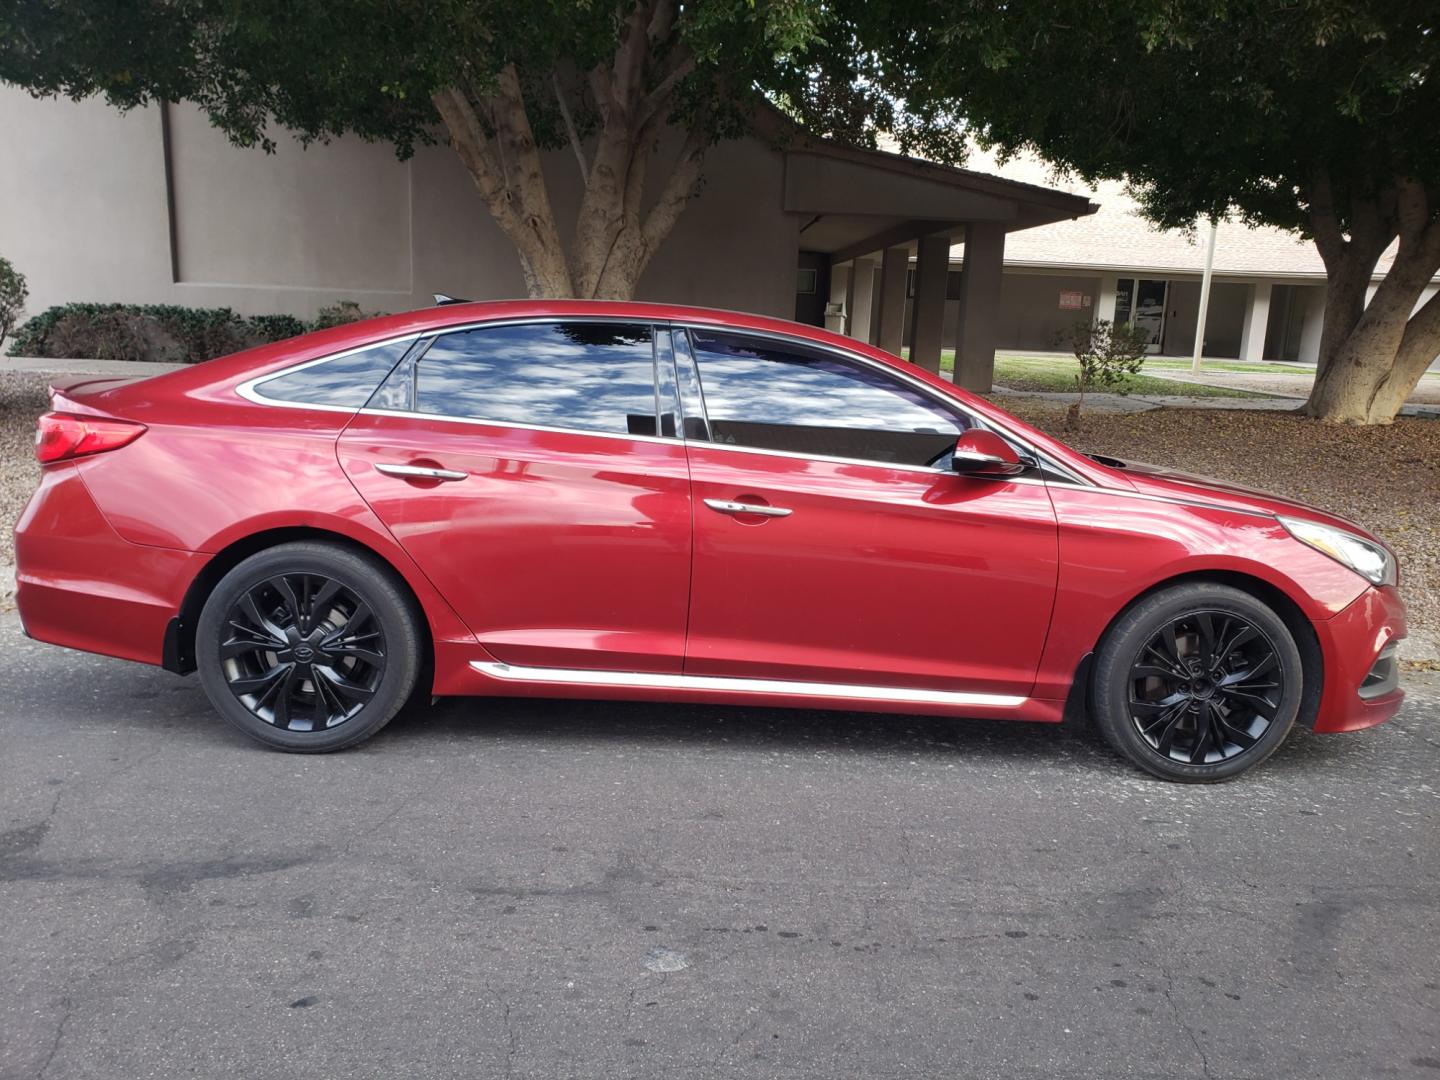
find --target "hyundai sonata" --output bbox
[15,301,1405,780]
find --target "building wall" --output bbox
[0,91,799,324]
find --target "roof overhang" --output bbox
[762,112,1098,260]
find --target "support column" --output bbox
[875,246,910,356]
[845,256,877,343]
[1297,285,1324,365]
[1239,281,1273,362]
[1095,274,1119,324]
[952,223,1007,391]
[909,235,950,374]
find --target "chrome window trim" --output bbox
[236,331,428,412]
[676,323,1094,487]
[356,406,684,447]
[471,660,1027,708]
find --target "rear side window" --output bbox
[253,340,411,408]
[413,322,661,436]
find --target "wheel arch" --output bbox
[163,526,436,683]
[1085,569,1324,731]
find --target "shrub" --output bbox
[49,308,151,363]
[0,257,26,344]
[246,314,310,343]
[144,304,249,363]
[1055,318,1152,428]
[6,301,382,363]
[312,300,376,330]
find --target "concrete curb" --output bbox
[5,357,189,377]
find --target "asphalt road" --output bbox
[2,613,1437,1080]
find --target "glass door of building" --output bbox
[1113,278,1169,353]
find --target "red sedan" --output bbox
[15,301,1405,780]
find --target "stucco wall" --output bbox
[0,91,798,323]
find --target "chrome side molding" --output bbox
[470,660,1026,708]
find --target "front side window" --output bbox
[687,329,967,466]
[253,339,412,408]
[412,322,660,436]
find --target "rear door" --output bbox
[337,319,692,673]
[677,327,1059,696]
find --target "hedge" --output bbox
[6,300,379,364]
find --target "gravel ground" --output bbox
[1,371,1433,654]
[998,397,1440,658]
[0,372,45,572]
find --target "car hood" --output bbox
[1093,454,1383,542]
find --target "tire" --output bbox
[1091,583,1304,783]
[196,541,423,752]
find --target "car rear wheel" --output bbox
[196,542,422,752]
[1092,583,1304,782]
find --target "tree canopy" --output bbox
[836,0,1440,422]
[0,0,962,300]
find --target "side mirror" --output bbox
[951,430,1026,477]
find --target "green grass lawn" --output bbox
[906,351,1277,398]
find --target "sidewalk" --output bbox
[989,382,1440,418]
[6,356,188,377]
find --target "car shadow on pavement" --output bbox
[371,691,1376,780]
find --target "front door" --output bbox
[337,319,692,673]
[676,327,1059,696]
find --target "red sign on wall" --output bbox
[1059,290,1084,310]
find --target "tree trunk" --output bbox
[1301,177,1440,423]
[431,0,704,302]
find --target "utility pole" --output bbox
[1191,219,1218,375]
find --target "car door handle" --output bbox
[374,463,468,482]
[703,498,793,518]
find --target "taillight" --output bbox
[35,413,147,464]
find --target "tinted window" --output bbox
[414,322,660,436]
[688,330,966,466]
[255,340,411,408]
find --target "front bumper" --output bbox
[1311,584,1407,733]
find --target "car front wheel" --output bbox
[196,541,422,752]
[1092,582,1304,782]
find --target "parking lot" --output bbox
[2,613,1437,1079]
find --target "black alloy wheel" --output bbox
[220,573,385,732]
[196,542,422,752]
[1126,610,1283,766]
[1092,582,1304,782]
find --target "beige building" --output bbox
[0,90,1094,389]
[880,147,1440,367]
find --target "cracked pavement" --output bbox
[1,614,1437,1079]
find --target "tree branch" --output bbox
[641,122,706,254]
[552,71,589,182]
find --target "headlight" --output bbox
[1279,516,1397,587]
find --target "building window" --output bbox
[796,268,819,294]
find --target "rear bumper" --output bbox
[14,464,205,667]
[1312,585,1407,734]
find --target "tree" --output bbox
[0,1,962,304]
[1056,318,1152,428]
[842,0,1440,424]
[0,255,26,344]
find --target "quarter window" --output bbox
[253,340,411,408]
[413,322,662,436]
[687,329,967,466]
